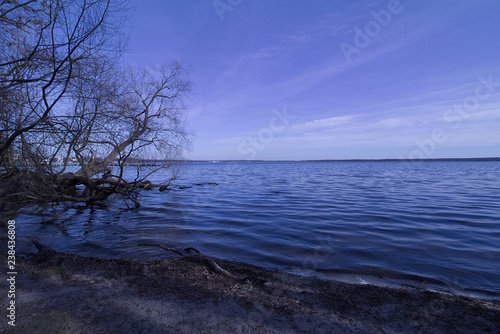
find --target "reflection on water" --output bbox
[11,161,500,299]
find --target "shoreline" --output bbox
[2,246,499,333]
[290,267,500,303]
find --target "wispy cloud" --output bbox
[252,2,487,104]
[371,117,413,129]
[290,115,355,132]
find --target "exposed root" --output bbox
[0,169,176,210]
[138,243,244,281]
[32,239,57,255]
[201,255,243,281]
[184,247,201,254]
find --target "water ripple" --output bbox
[12,160,500,299]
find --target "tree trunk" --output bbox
[75,136,135,178]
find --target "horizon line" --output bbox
[179,157,500,162]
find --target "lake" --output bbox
[13,160,500,300]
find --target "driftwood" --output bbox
[0,167,216,212]
[138,243,245,281]
[30,239,249,284]
[0,168,171,208]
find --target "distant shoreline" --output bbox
[181,157,500,163]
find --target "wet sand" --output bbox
[1,247,499,334]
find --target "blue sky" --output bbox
[126,0,500,160]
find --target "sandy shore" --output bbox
[1,245,499,334]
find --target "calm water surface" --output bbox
[13,161,500,299]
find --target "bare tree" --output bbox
[0,1,192,209]
[76,62,190,176]
[0,0,126,163]
[58,61,191,205]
